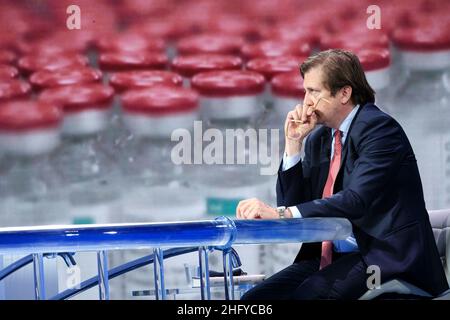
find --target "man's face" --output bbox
[303,67,341,128]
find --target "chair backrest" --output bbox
[428,209,450,285]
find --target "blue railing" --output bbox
[0,217,352,300]
[53,247,199,300]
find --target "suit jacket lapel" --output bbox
[338,104,365,174]
[339,106,364,172]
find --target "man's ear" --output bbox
[340,85,352,104]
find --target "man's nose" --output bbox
[304,93,315,107]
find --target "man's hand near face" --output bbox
[284,96,323,156]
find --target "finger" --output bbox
[287,112,301,127]
[240,198,254,206]
[295,104,303,120]
[240,198,256,207]
[236,201,244,219]
[237,199,253,218]
[246,206,260,220]
[241,204,252,219]
[240,201,256,219]
[289,111,300,121]
[286,114,299,129]
[236,205,242,219]
[289,109,300,120]
[301,103,310,123]
[293,103,302,113]
[238,203,251,219]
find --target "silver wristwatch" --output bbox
[276,206,287,219]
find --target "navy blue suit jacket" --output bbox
[276,103,449,296]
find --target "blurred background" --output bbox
[0,0,449,299]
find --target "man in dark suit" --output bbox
[236,49,449,299]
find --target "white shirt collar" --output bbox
[331,105,360,143]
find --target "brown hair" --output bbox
[300,49,375,106]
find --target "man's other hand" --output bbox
[236,198,278,220]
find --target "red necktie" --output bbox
[319,130,342,270]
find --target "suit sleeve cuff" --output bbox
[289,206,302,218]
[282,152,302,171]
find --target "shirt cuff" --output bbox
[289,206,302,218]
[282,152,301,171]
